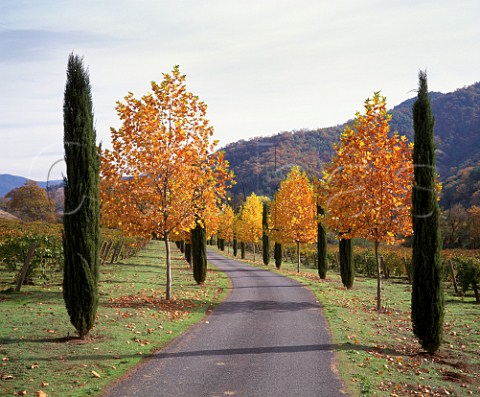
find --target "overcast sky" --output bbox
[1,0,479,181]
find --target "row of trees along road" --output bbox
[228,73,442,354]
[100,66,233,300]
[62,53,443,355]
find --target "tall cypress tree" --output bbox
[185,243,192,267]
[63,53,100,339]
[339,238,354,289]
[317,204,327,279]
[262,202,270,265]
[191,219,207,284]
[274,242,282,269]
[233,237,238,257]
[411,71,444,354]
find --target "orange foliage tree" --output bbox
[324,92,413,310]
[236,193,263,261]
[218,205,235,251]
[270,166,317,272]
[101,66,232,299]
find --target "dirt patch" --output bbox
[108,295,201,313]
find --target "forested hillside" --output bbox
[222,82,480,207]
[222,126,343,203]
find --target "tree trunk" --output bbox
[165,233,172,300]
[375,240,382,311]
[380,255,389,279]
[252,243,256,262]
[233,238,237,257]
[472,282,480,303]
[297,241,301,273]
[241,242,245,259]
[403,256,412,284]
[15,242,38,292]
[448,259,458,294]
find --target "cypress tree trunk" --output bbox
[63,53,100,339]
[179,240,185,253]
[191,220,207,285]
[339,238,354,289]
[317,205,327,279]
[411,71,444,354]
[233,238,237,257]
[241,242,245,259]
[262,202,270,265]
[274,242,282,269]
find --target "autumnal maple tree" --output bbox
[270,166,317,272]
[236,193,263,261]
[101,66,233,299]
[324,92,413,310]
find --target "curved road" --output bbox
[103,250,345,397]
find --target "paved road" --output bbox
[103,250,345,397]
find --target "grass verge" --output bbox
[216,246,480,397]
[0,240,229,397]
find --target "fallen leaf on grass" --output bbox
[36,391,48,397]
[41,381,49,387]
[91,370,101,378]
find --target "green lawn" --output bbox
[220,246,480,397]
[0,241,229,396]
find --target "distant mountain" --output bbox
[0,174,63,197]
[221,81,480,208]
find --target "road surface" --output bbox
[103,250,345,397]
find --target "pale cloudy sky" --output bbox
[1,0,479,181]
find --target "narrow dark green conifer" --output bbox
[191,220,207,284]
[63,53,100,338]
[262,202,270,265]
[317,205,327,279]
[185,243,192,267]
[339,238,354,289]
[233,237,238,256]
[274,242,282,269]
[411,71,444,354]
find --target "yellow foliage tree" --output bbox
[236,193,263,261]
[324,92,413,310]
[218,205,235,250]
[270,166,317,272]
[101,66,233,299]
